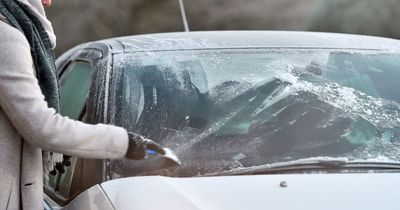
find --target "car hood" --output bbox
[100,173,399,210]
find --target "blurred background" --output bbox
[47,0,400,55]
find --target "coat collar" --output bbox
[17,0,56,48]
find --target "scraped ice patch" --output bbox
[251,83,290,117]
[274,72,400,129]
[240,62,400,129]
[311,84,400,128]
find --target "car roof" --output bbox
[97,31,400,53]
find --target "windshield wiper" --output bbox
[207,157,400,176]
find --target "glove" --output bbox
[125,132,166,160]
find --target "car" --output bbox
[44,31,400,210]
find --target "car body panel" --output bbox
[101,173,399,210]
[60,185,114,210]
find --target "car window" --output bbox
[44,61,92,201]
[59,61,92,119]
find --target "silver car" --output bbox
[45,31,400,210]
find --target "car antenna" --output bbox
[178,0,190,32]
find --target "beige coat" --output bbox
[0,20,129,210]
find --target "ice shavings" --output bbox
[295,82,400,128]
[364,155,398,162]
[242,61,400,129]
[347,140,400,162]
[267,64,400,129]
[273,65,299,85]
[273,66,400,161]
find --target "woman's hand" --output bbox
[125,132,166,160]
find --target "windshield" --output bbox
[108,49,400,178]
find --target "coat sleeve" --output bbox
[0,23,128,159]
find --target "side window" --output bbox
[59,61,92,119]
[44,61,92,203]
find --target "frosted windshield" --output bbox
[108,49,400,177]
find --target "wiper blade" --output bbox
[207,157,400,176]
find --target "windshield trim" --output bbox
[119,46,392,54]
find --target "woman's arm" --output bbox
[0,22,128,159]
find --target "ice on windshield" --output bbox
[109,49,400,177]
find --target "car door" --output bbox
[44,49,105,208]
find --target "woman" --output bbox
[0,0,164,209]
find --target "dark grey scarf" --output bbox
[0,0,60,112]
